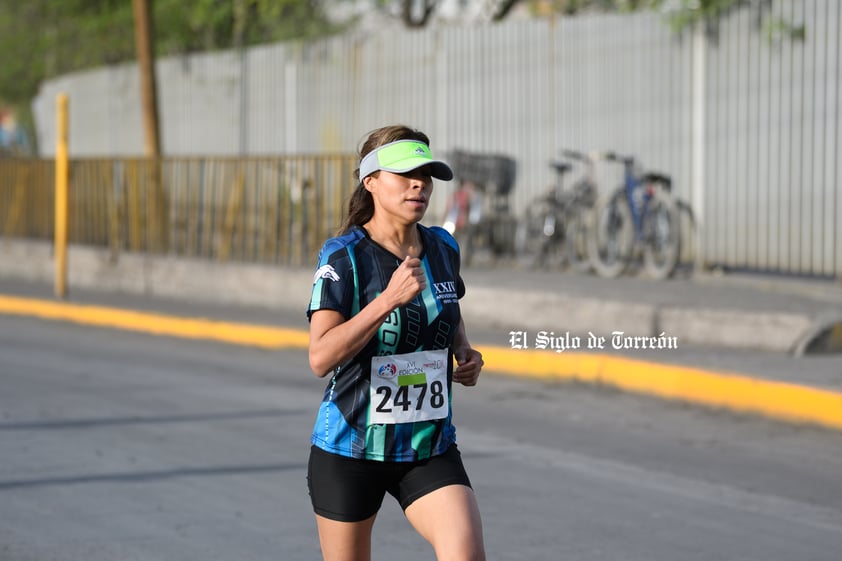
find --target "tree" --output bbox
[529,0,804,40]
[0,0,341,107]
[400,0,438,27]
[391,0,802,38]
[0,0,343,153]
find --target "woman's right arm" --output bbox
[308,256,425,377]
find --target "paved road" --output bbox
[2,315,841,560]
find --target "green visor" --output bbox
[359,140,453,181]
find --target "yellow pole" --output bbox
[54,93,69,299]
[218,167,246,262]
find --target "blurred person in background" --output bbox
[0,110,30,156]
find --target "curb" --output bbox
[792,312,842,355]
[461,286,815,354]
[0,295,308,350]
[479,345,842,431]
[2,294,841,432]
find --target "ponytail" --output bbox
[339,182,374,234]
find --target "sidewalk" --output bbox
[460,265,842,356]
[1,240,841,430]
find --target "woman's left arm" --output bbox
[452,318,483,387]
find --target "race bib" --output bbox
[369,349,449,425]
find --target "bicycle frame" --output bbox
[621,159,646,239]
[610,154,670,241]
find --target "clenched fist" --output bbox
[384,256,426,308]
[453,347,483,386]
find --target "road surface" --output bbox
[1,315,841,560]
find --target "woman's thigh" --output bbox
[404,484,485,561]
[314,514,377,561]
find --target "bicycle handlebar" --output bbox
[561,149,588,161]
[601,152,637,167]
[562,149,608,164]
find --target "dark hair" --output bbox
[339,125,432,234]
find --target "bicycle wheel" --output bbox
[515,201,557,268]
[491,213,518,259]
[676,198,697,267]
[538,209,566,269]
[588,191,634,278]
[564,205,592,274]
[641,189,681,280]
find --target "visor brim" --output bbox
[381,158,454,181]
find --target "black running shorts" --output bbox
[307,444,472,522]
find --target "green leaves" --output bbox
[0,0,340,106]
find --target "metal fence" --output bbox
[0,159,54,241]
[702,0,840,277]
[0,155,356,266]
[25,0,842,277]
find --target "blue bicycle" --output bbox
[588,153,680,279]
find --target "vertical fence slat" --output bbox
[833,0,841,276]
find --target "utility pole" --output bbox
[132,0,168,253]
[133,0,160,157]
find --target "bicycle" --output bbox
[515,160,572,268]
[559,149,598,274]
[515,150,597,271]
[587,153,680,279]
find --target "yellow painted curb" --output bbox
[0,295,309,350]
[2,294,841,431]
[477,345,842,431]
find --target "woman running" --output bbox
[306,124,486,561]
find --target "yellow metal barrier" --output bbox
[54,94,69,297]
[0,155,357,267]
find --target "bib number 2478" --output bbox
[369,350,449,424]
